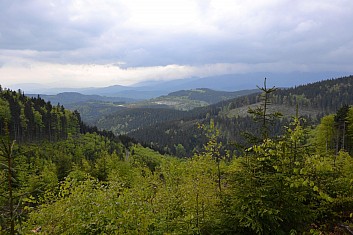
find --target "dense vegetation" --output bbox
[0,87,81,142]
[129,88,260,111]
[125,76,353,156]
[0,86,127,143]
[1,77,353,234]
[27,92,134,124]
[167,88,259,104]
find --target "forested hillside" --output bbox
[96,108,190,134]
[131,88,260,111]
[168,88,258,103]
[0,87,128,143]
[0,87,81,142]
[0,87,135,234]
[274,76,353,112]
[1,81,353,234]
[28,92,135,106]
[126,76,353,156]
[26,92,134,124]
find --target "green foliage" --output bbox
[112,76,353,156]
[248,78,282,141]
[2,80,353,234]
[1,115,352,234]
[0,98,11,122]
[0,88,82,142]
[0,136,18,235]
[0,129,128,233]
[174,143,187,158]
[218,113,351,234]
[311,114,336,154]
[312,106,353,156]
[222,147,313,233]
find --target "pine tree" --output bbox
[0,122,17,235]
[247,78,282,142]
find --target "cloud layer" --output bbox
[1,0,353,88]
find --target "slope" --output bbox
[26,92,136,123]
[127,75,353,155]
[133,88,259,111]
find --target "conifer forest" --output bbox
[1,77,353,234]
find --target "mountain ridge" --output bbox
[11,71,351,98]
[94,75,353,155]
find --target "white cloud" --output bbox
[0,0,353,88]
[1,55,352,89]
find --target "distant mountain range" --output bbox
[117,75,353,155]
[14,72,350,99]
[27,92,136,105]
[26,92,134,123]
[25,88,259,123]
[12,74,353,156]
[132,88,259,111]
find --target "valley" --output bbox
[1,75,353,234]
[2,1,353,233]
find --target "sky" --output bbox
[1,0,353,89]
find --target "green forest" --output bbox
[1,79,353,234]
[124,76,353,157]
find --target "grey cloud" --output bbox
[0,1,125,51]
[1,0,353,75]
[120,1,353,67]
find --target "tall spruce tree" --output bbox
[247,78,282,142]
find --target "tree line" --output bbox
[0,86,133,144]
[1,80,353,234]
[126,76,353,156]
[0,86,81,142]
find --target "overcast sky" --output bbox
[1,0,353,88]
